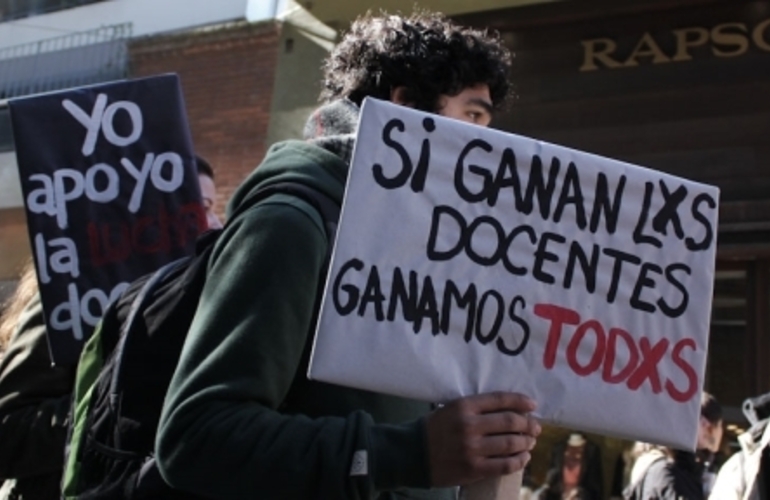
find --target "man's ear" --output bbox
[390,86,412,106]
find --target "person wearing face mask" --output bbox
[623,392,723,500]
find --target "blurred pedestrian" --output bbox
[0,261,69,500]
[624,392,723,500]
[708,392,770,499]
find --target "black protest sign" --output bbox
[9,74,206,365]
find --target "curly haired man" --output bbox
[156,11,541,499]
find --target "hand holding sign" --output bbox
[427,392,540,487]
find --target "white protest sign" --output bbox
[308,98,720,450]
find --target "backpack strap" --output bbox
[108,257,191,405]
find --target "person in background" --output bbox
[611,441,647,499]
[708,392,770,499]
[533,433,602,500]
[0,160,221,500]
[623,392,723,500]
[195,154,223,229]
[155,9,541,500]
[0,261,66,500]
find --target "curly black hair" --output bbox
[320,11,513,112]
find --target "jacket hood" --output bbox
[227,99,361,219]
[225,140,348,219]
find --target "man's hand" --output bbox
[426,392,540,487]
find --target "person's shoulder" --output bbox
[214,192,329,265]
[238,187,327,227]
[630,449,669,484]
[709,451,748,500]
[635,453,675,490]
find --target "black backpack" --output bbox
[61,182,340,499]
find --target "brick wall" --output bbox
[130,21,281,219]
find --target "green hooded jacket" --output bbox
[156,139,454,500]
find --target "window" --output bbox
[0,0,106,23]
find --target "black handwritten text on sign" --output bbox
[9,74,206,365]
[310,98,720,450]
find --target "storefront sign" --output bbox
[581,17,770,71]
